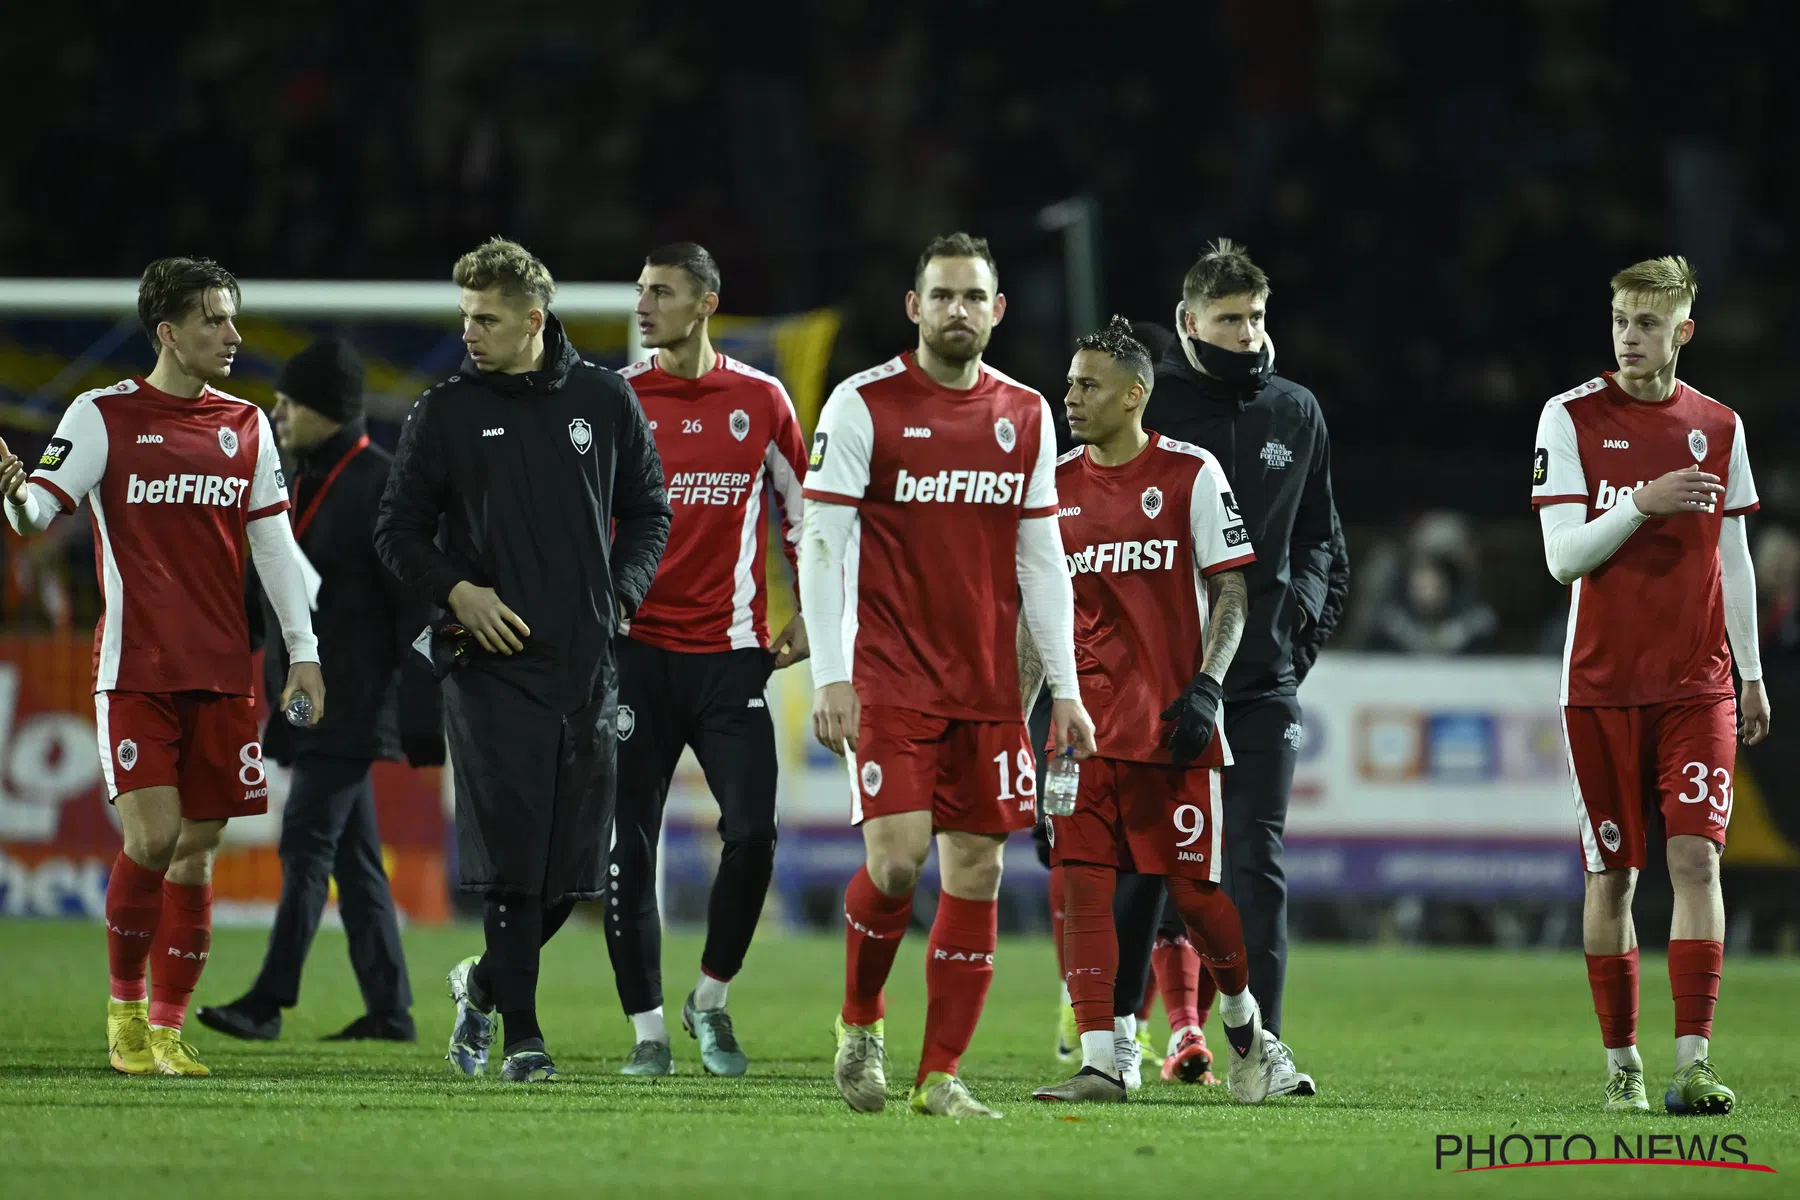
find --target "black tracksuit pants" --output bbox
[249,755,411,1016]
[1114,693,1301,1036]
[605,637,779,1015]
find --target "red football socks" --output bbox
[1060,863,1118,1036]
[841,866,913,1027]
[1047,864,1066,980]
[1166,877,1249,996]
[917,892,999,1082]
[1152,932,1204,1032]
[1668,939,1723,1040]
[105,852,166,1003]
[1584,948,1640,1048]
[149,879,212,1030]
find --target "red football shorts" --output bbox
[848,705,1036,834]
[1561,696,1736,872]
[95,691,268,821]
[1048,756,1222,881]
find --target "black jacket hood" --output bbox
[460,312,582,395]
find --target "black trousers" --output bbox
[605,637,778,1015]
[1114,693,1301,1035]
[249,755,411,1016]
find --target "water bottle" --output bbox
[284,691,314,728]
[1042,750,1080,817]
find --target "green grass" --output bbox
[1,921,1796,1199]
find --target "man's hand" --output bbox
[281,661,326,727]
[1049,696,1097,760]
[812,680,860,756]
[771,613,810,669]
[449,580,531,654]
[1631,467,1723,517]
[0,436,29,504]
[1161,674,1224,766]
[1741,679,1771,745]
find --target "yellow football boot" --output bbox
[149,1026,211,1076]
[107,999,153,1075]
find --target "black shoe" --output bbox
[196,997,282,1041]
[322,1012,417,1042]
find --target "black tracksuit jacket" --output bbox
[249,417,442,766]
[1143,336,1349,702]
[373,315,671,715]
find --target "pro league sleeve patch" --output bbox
[809,432,828,471]
[1532,447,1548,487]
[37,438,72,471]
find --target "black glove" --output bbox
[1160,674,1224,767]
[401,729,446,768]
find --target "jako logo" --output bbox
[482,427,504,437]
[1603,439,1630,449]
[1066,540,1180,576]
[1058,506,1081,517]
[135,434,163,444]
[1177,851,1206,863]
[893,468,1025,505]
[125,473,249,507]
[903,426,932,438]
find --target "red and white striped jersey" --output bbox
[804,351,1057,721]
[1055,434,1254,766]
[621,353,807,653]
[1532,372,1758,706]
[27,377,289,695]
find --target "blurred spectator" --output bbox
[1366,550,1497,655]
[1754,524,1800,658]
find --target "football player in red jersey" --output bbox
[1533,256,1768,1115]
[1021,318,1274,1104]
[2,258,322,1077]
[801,232,1095,1118]
[606,243,810,1077]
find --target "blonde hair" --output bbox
[1610,255,1698,318]
[453,237,556,309]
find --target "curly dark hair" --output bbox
[137,257,241,350]
[1074,314,1153,391]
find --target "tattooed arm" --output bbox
[1017,615,1046,719]
[1199,570,1248,685]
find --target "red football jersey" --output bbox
[1056,434,1255,766]
[27,377,290,696]
[1532,372,1758,707]
[803,352,1057,721]
[621,354,807,652]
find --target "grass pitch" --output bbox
[1,921,1795,1198]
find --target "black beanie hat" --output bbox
[275,337,365,423]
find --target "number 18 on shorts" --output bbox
[1562,696,1736,873]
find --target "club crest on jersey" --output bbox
[218,427,238,458]
[117,739,138,771]
[1141,486,1164,519]
[994,416,1016,453]
[1688,429,1708,461]
[615,705,635,740]
[729,409,750,442]
[860,760,883,796]
[1599,819,1621,853]
[569,418,593,454]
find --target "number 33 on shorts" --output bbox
[1678,761,1733,822]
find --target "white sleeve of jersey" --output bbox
[765,380,809,561]
[247,407,291,519]
[1724,412,1759,515]
[803,384,873,503]
[1719,514,1761,681]
[1189,450,1254,575]
[247,513,321,664]
[26,393,110,513]
[4,485,59,534]
[797,501,859,687]
[1531,401,1587,505]
[1022,396,1058,516]
[1539,500,1646,585]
